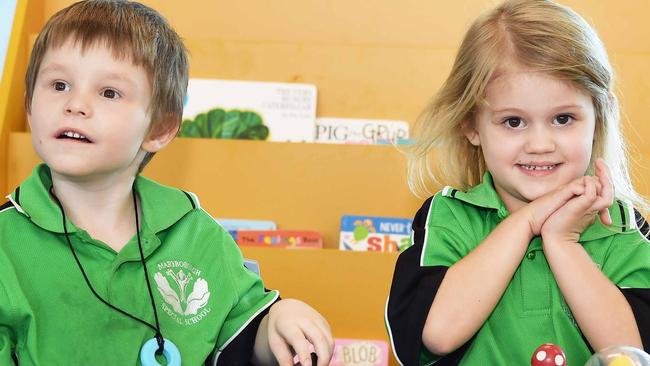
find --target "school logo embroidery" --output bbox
[154,261,212,325]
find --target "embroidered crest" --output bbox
[154,261,212,325]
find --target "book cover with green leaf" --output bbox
[180,79,317,142]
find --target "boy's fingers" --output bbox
[313,317,334,348]
[269,335,294,366]
[281,327,313,366]
[303,325,333,366]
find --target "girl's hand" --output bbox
[540,159,614,243]
[519,177,587,237]
[266,299,334,366]
[594,159,614,226]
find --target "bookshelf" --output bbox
[2,1,650,365]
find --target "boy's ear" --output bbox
[141,122,178,153]
[462,120,481,146]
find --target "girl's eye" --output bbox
[101,89,121,99]
[53,81,69,92]
[553,114,573,125]
[504,117,525,129]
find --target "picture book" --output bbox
[339,215,412,252]
[215,218,277,240]
[216,219,277,231]
[329,339,389,366]
[237,230,323,249]
[315,117,409,144]
[180,79,317,142]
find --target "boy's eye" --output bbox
[101,89,121,99]
[53,81,69,92]
[504,117,525,129]
[553,114,573,125]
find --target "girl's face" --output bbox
[465,68,596,213]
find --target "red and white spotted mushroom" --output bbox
[531,343,567,366]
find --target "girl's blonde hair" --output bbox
[408,0,648,213]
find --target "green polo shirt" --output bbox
[386,173,650,366]
[0,164,279,365]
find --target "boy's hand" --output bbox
[541,159,614,243]
[266,299,333,366]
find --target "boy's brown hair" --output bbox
[25,0,189,171]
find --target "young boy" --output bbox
[0,1,333,365]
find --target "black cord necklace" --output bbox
[53,187,170,359]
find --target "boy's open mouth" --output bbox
[57,131,92,143]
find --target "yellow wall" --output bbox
[3,1,649,193]
[2,1,649,365]
[0,0,43,192]
[40,0,650,139]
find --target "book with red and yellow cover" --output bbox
[236,230,322,249]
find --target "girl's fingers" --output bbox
[594,159,614,225]
[599,207,612,226]
[581,176,598,206]
[595,159,614,200]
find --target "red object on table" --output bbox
[531,343,567,366]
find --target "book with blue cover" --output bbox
[339,215,412,252]
[216,218,277,239]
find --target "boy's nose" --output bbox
[64,95,92,117]
[65,107,87,116]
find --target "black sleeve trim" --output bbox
[620,288,650,351]
[634,210,649,240]
[182,190,196,210]
[618,201,627,232]
[0,201,14,211]
[209,295,281,366]
[386,197,473,366]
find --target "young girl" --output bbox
[385,1,650,365]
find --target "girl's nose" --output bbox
[524,124,555,154]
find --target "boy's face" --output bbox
[465,68,596,213]
[29,38,162,180]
